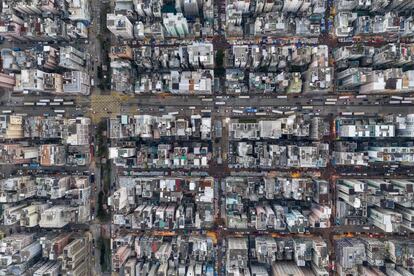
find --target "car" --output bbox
[327,20,333,31]
[320,20,326,32]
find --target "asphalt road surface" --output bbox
[2,93,414,117]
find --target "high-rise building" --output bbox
[226,238,248,272]
[107,14,134,39]
[67,0,91,22]
[113,245,132,270]
[14,69,45,93]
[163,13,189,37]
[59,46,86,71]
[183,0,200,17]
[0,73,15,89]
[282,0,303,12]
[62,71,91,95]
[39,206,74,228]
[60,235,92,276]
[33,261,61,276]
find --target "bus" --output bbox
[23,102,35,106]
[1,110,12,114]
[63,101,74,105]
[36,102,47,106]
[245,108,257,113]
[54,109,65,113]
